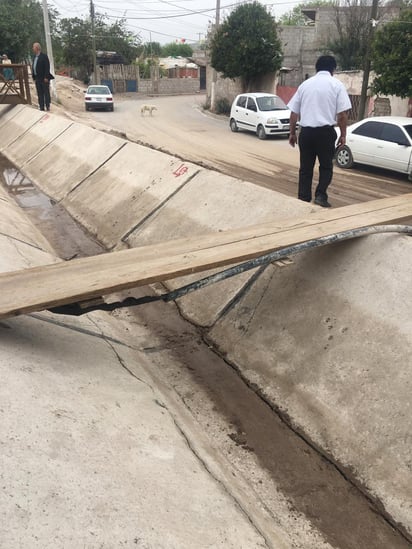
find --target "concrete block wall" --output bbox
[206,66,243,106]
[279,26,319,86]
[138,78,200,95]
[205,68,277,105]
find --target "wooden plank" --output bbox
[1,194,412,319]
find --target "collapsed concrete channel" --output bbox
[1,104,411,545]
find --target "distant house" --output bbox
[158,57,199,78]
[279,4,402,87]
[206,5,409,117]
[96,51,125,66]
[277,5,408,117]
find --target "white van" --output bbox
[229,92,292,139]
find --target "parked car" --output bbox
[335,116,412,180]
[84,85,114,111]
[229,93,292,139]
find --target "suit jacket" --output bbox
[32,52,51,81]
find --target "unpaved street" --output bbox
[56,79,412,208]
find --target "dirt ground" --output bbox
[3,83,411,548]
[47,76,412,212]
[52,77,88,111]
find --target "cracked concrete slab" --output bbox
[0,312,279,548]
[0,184,292,548]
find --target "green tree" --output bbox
[210,2,282,91]
[143,41,162,57]
[160,42,193,57]
[371,8,412,98]
[58,17,93,78]
[94,18,140,63]
[57,13,140,78]
[136,41,162,58]
[136,58,162,78]
[327,1,372,70]
[0,0,58,62]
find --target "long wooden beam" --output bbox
[1,194,411,319]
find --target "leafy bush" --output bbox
[202,97,211,110]
[215,97,231,115]
[210,2,282,90]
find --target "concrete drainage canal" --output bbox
[1,152,411,549]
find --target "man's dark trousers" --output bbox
[298,126,337,202]
[35,78,50,111]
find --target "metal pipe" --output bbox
[48,224,412,316]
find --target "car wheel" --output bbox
[335,145,354,169]
[256,125,266,140]
[230,118,238,132]
[85,105,89,111]
[110,105,114,112]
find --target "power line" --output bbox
[50,0,303,20]
[93,5,218,20]
[48,0,304,44]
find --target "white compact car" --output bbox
[229,92,292,139]
[336,116,412,180]
[84,85,114,112]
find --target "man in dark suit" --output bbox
[32,42,53,111]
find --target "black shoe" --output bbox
[314,197,331,208]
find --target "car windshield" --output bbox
[256,96,287,111]
[403,124,412,140]
[88,86,111,95]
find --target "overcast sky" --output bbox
[48,0,302,45]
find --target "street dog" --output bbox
[141,104,157,116]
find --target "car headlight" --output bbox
[267,117,280,125]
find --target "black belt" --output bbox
[302,125,334,129]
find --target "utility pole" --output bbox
[41,0,57,100]
[358,0,379,120]
[210,0,220,112]
[90,0,99,84]
[150,31,155,92]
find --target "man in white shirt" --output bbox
[287,55,352,207]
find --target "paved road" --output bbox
[86,93,412,207]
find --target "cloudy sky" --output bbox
[48,0,302,45]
